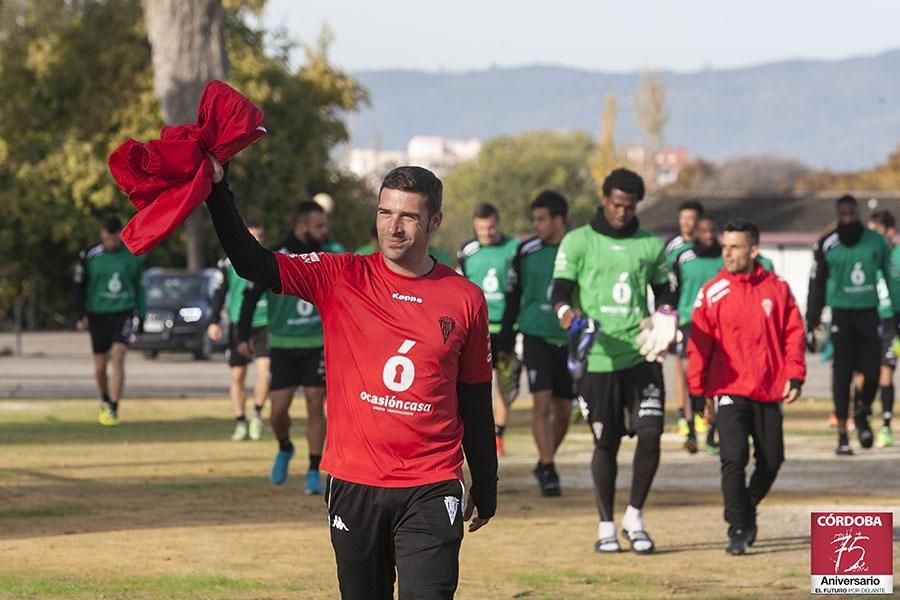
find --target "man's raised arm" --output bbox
[204,159,282,293]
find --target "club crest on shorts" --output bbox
[438,316,454,343]
[444,496,459,525]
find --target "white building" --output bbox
[346,136,482,187]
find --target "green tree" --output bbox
[436,130,598,255]
[0,0,369,328]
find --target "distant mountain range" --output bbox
[349,50,900,171]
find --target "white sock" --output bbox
[598,520,616,540]
[622,505,644,532]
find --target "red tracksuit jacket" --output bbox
[687,262,806,402]
[108,80,266,255]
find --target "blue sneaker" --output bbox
[270,446,295,485]
[305,469,324,495]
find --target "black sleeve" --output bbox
[806,242,828,329]
[209,260,229,325]
[671,259,682,308]
[497,249,523,354]
[651,280,677,310]
[73,251,88,319]
[205,179,281,293]
[457,381,497,519]
[238,281,266,342]
[549,278,576,308]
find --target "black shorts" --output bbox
[228,325,270,367]
[326,476,464,600]
[522,335,576,399]
[577,361,665,447]
[87,310,134,354]
[489,331,501,368]
[880,313,900,368]
[269,347,325,391]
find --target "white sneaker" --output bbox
[248,416,264,441]
[231,421,248,441]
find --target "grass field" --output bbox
[1,396,898,599]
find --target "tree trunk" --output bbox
[142,0,228,271]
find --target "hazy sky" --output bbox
[262,0,900,73]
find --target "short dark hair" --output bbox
[531,190,569,219]
[243,215,264,230]
[602,168,645,201]
[473,202,500,220]
[723,219,760,246]
[697,214,716,225]
[836,194,858,208]
[379,166,443,217]
[294,201,325,225]
[869,209,896,230]
[102,216,122,234]
[678,200,704,215]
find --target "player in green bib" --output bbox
[355,225,454,266]
[239,201,344,493]
[551,169,678,554]
[807,195,894,454]
[672,215,722,454]
[498,191,576,497]
[866,210,898,447]
[208,216,271,442]
[74,216,146,426]
[664,201,704,440]
[458,203,521,456]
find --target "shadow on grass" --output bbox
[0,416,316,445]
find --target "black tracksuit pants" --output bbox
[831,308,881,422]
[715,395,785,532]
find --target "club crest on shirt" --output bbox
[762,298,773,317]
[438,316,454,343]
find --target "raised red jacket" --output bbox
[687,262,806,402]
[108,80,266,255]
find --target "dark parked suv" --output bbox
[133,268,226,360]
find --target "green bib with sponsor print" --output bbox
[823,229,889,310]
[81,245,145,316]
[513,238,567,343]
[459,235,519,329]
[553,224,669,372]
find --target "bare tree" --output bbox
[589,93,623,196]
[142,0,228,270]
[633,70,669,192]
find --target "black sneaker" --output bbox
[746,512,758,547]
[856,412,874,449]
[835,443,854,456]
[533,462,561,497]
[726,527,749,555]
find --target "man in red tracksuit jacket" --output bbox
[687,220,806,556]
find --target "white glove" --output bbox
[636,308,681,362]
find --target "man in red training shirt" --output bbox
[203,158,496,600]
[687,220,805,556]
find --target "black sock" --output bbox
[839,432,849,446]
[706,423,717,447]
[677,408,685,420]
[881,384,894,428]
[102,393,112,405]
[109,401,119,414]
[495,424,506,437]
[235,415,247,423]
[278,438,294,453]
[253,404,264,417]
[309,454,322,471]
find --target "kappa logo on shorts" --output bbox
[331,515,349,532]
[444,496,459,525]
[718,395,734,407]
[438,316,454,343]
